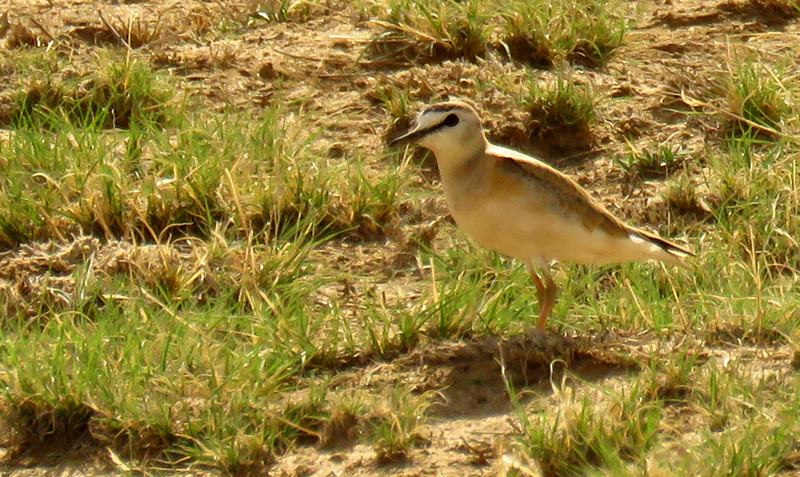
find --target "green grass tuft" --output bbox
[723,55,791,136]
[616,144,686,180]
[369,385,432,463]
[364,0,489,67]
[516,387,661,476]
[498,0,628,68]
[3,1,800,474]
[364,0,628,68]
[13,56,176,130]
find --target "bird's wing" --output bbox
[488,144,695,262]
[488,144,631,238]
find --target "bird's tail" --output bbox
[633,229,694,269]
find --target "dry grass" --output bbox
[9,56,175,129]
[363,0,628,69]
[1,0,800,475]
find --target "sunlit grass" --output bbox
[364,0,489,66]
[247,0,329,23]
[369,384,432,463]
[363,0,629,68]
[615,144,687,180]
[524,76,599,130]
[1,0,800,474]
[497,0,628,68]
[723,55,792,136]
[12,55,176,130]
[0,94,408,249]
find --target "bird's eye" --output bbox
[443,114,460,127]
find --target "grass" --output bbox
[509,337,800,476]
[0,49,427,471]
[0,66,407,248]
[11,55,176,129]
[364,0,489,66]
[0,302,300,470]
[1,0,800,475]
[498,0,628,68]
[722,54,792,136]
[248,0,329,23]
[616,144,686,180]
[368,385,432,463]
[524,77,598,131]
[517,388,662,476]
[363,0,629,68]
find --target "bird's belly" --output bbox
[451,206,538,258]
[449,198,553,259]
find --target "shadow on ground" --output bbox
[395,335,640,418]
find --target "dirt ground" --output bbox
[1,0,799,475]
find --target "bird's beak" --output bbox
[389,124,439,147]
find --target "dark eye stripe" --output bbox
[426,104,461,113]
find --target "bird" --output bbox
[389,100,693,331]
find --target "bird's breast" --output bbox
[443,183,547,260]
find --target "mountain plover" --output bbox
[390,101,692,330]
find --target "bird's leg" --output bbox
[538,265,558,330]
[527,260,558,330]
[528,267,547,325]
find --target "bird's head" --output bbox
[389,101,487,165]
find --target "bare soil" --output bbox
[1,0,799,475]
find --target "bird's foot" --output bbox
[523,324,571,359]
[523,323,548,340]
